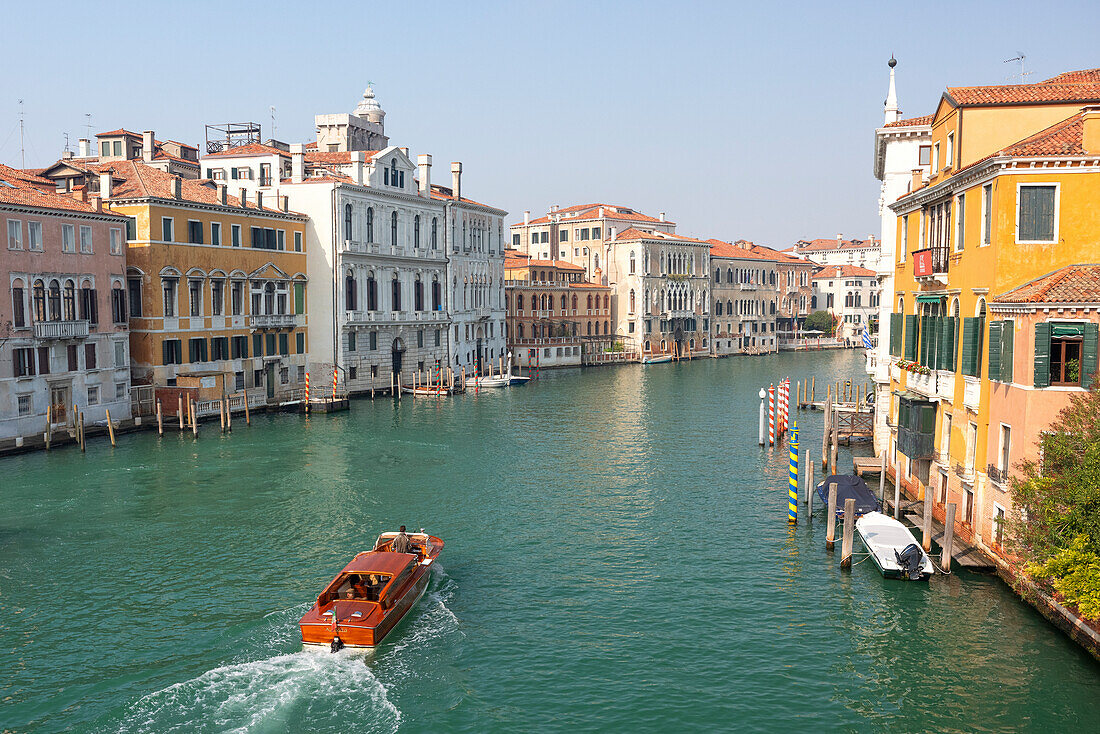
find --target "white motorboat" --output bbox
[468,352,532,388]
[855,511,935,580]
[641,354,673,365]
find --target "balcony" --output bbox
[907,369,936,397]
[954,462,975,484]
[913,246,949,283]
[935,370,955,401]
[738,283,758,291]
[251,313,296,329]
[34,320,89,339]
[963,375,981,410]
[987,464,1008,486]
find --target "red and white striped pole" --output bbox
[780,378,789,433]
[305,372,310,411]
[768,384,776,446]
[333,366,338,398]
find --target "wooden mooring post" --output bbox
[804,447,814,517]
[191,398,198,436]
[810,376,815,404]
[893,456,902,519]
[941,503,957,573]
[840,498,856,569]
[922,483,933,552]
[225,395,231,431]
[878,450,886,503]
[242,392,251,425]
[821,393,831,469]
[825,482,838,550]
[106,409,117,447]
[79,411,86,452]
[829,409,838,477]
[45,405,52,450]
[156,400,163,435]
[178,395,184,430]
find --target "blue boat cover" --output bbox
[815,475,881,517]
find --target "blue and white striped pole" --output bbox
[788,420,799,524]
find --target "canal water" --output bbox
[3,350,1099,733]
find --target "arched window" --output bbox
[572,294,578,311]
[587,294,593,310]
[716,300,723,316]
[594,253,600,271]
[432,275,441,311]
[629,289,636,314]
[391,275,401,311]
[715,267,721,283]
[367,271,377,311]
[366,207,374,243]
[541,293,548,310]
[604,320,609,334]
[48,280,61,321]
[603,294,609,309]
[560,294,567,311]
[518,323,525,339]
[390,158,399,186]
[345,270,357,311]
[33,279,46,322]
[518,293,525,311]
[629,251,636,274]
[431,218,438,249]
[414,214,421,248]
[264,282,275,314]
[414,274,424,311]
[63,279,77,320]
[727,299,733,315]
[391,211,398,247]
[344,203,353,241]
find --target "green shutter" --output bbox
[890,313,903,357]
[294,283,305,315]
[987,320,1003,382]
[1034,322,1051,388]
[1083,323,1099,389]
[162,340,170,365]
[938,316,957,372]
[919,315,932,366]
[904,315,918,361]
[1001,320,1014,383]
[296,332,305,354]
[961,317,979,377]
[253,333,263,357]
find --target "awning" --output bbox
[915,294,945,304]
[1051,322,1085,337]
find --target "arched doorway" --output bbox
[475,325,485,372]
[391,337,406,376]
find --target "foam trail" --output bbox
[116,651,400,734]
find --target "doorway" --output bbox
[50,384,70,424]
[391,337,405,377]
[265,363,275,400]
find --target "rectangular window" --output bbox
[87,385,99,405]
[114,340,126,366]
[293,282,305,315]
[251,226,262,248]
[28,221,42,251]
[592,227,601,240]
[101,141,110,157]
[162,217,174,242]
[946,132,954,169]
[999,424,1012,476]
[232,335,248,359]
[187,220,203,244]
[68,344,78,371]
[580,228,589,241]
[253,333,263,357]
[110,228,122,255]
[7,219,22,249]
[434,329,441,347]
[162,279,177,318]
[235,371,245,390]
[112,140,121,156]
[513,233,520,247]
[918,145,931,166]
[1017,184,1057,243]
[125,217,136,241]
[277,230,285,251]
[188,337,207,363]
[278,333,289,356]
[417,329,424,348]
[231,224,241,247]
[62,224,75,252]
[162,339,182,365]
[347,331,357,352]
[211,337,229,360]
[17,394,31,415]
[982,184,992,246]
[559,228,568,242]
[84,342,97,369]
[899,215,908,263]
[294,231,302,252]
[265,333,276,356]
[955,193,965,252]
[116,382,127,400]
[231,281,243,315]
[296,331,305,354]
[369,331,377,351]
[211,222,222,246]
[932,142,940,174]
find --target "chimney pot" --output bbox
[451,161,462,201]
[417,153,432,197]
[98,171,112,199]
[911,168,923,190]
[610,226,617,242]
[169,177,181,199]
[598,206,604,217]
[142,131,155,162]
[216,183,227,205]
[290,143,304,184]
[256,190,264,210]
[1083,105,1100,154]
[400,146,409,157]
[78,138,90,158]
[240,188,249,208]
[658,211,665,222]
[523,210,530,225]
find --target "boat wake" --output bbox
[115,650,401,734]
[373,564,462,678]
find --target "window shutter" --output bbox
[890,313,903,357]
[961,317,979,377]
[919,315,932,366]
[903,315,918,361]
[938,316,957,372]
[1001,320,1014,383]
[163,340,170,365]
[987,320,1003,381]
[1083,322,1099,389]
[1033,322,1051,388]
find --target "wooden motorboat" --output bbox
[299,531,443,651]
[855,512,934,580]
[401,385,463,396]
[815,475,881,519]
[467,353,532,388]
[641,354,673,365]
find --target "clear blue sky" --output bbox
[4,1,1099,247]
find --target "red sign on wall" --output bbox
[913,249,932,277]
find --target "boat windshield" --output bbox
[333,573,391,602]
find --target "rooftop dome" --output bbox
[354,84,385,122]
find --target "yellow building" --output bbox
[886,69,1100,559]
[41,160,311,401]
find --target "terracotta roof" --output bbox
[0,163,126,216]
[428,184,498,210]
[163,140,198,151]
[998,113,1086,156]
[884,114,933,128]
[504,257,530,268]
[205,143,290,159]
[811,264,877,279]
[1041,69,1100,85]
[707,238,802,263]
[993,264,1100,303]
[514,203,673,227]
[609,227,709,244]
[569,282,608,289]
[526,259,584,270]
[96,128,141,138]
[796,238,876,251]
[304,150,380,164]
[304,141,318,150]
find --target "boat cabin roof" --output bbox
[341,551,414,576]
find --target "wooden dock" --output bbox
[853,456,884,476]
[886,498,995,572]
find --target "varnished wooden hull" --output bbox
[301,570,430,649]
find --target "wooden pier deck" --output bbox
[885,498,996,572]
[853,456,883,476]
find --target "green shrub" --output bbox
[1028,535,1100,619]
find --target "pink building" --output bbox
[1,164,131,443]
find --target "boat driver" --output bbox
[391,526,412,554]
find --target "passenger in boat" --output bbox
[391,526,412,554]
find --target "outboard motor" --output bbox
[330,635,344,653]
[894,543,925,580]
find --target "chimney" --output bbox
[290,143,304,183]
[551,204,558,213]
[216,183,227,205]
[142,131,155,162]
[256,190,264,210]
[400,146,409,158]
[1084,105,1100,154]
[837,233,844,243]
[62,150,74,160]
[911,168,923,190]
[351,151,364,184]
[78,138,90,157]
[659,212,665,222]
[594,267,603,286]
[523,210,530,225]
[451,161,462,201]
[598,206,604,217]
[417,153,432,197]
[240,188,249,208]
[98,171,112,199]
[610,226,617,241]
[280,195,289,213]
[90,195,102,212]
[169,176,181,200]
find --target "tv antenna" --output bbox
[270,106,276,140]
[64,132,71,153]
[18,99,25,168]
[1004,53,1031,84]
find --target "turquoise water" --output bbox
[2,350,1099,733]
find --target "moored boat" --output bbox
[642,354,673,365]
[815,474,880,519]
[855,511,934,580]
[299,531,443,651]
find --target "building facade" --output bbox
[793,235,881,271]
[811,264,878,342]
[1,164,132,441]
[708,239,780,354]
[886,69,1100,559]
